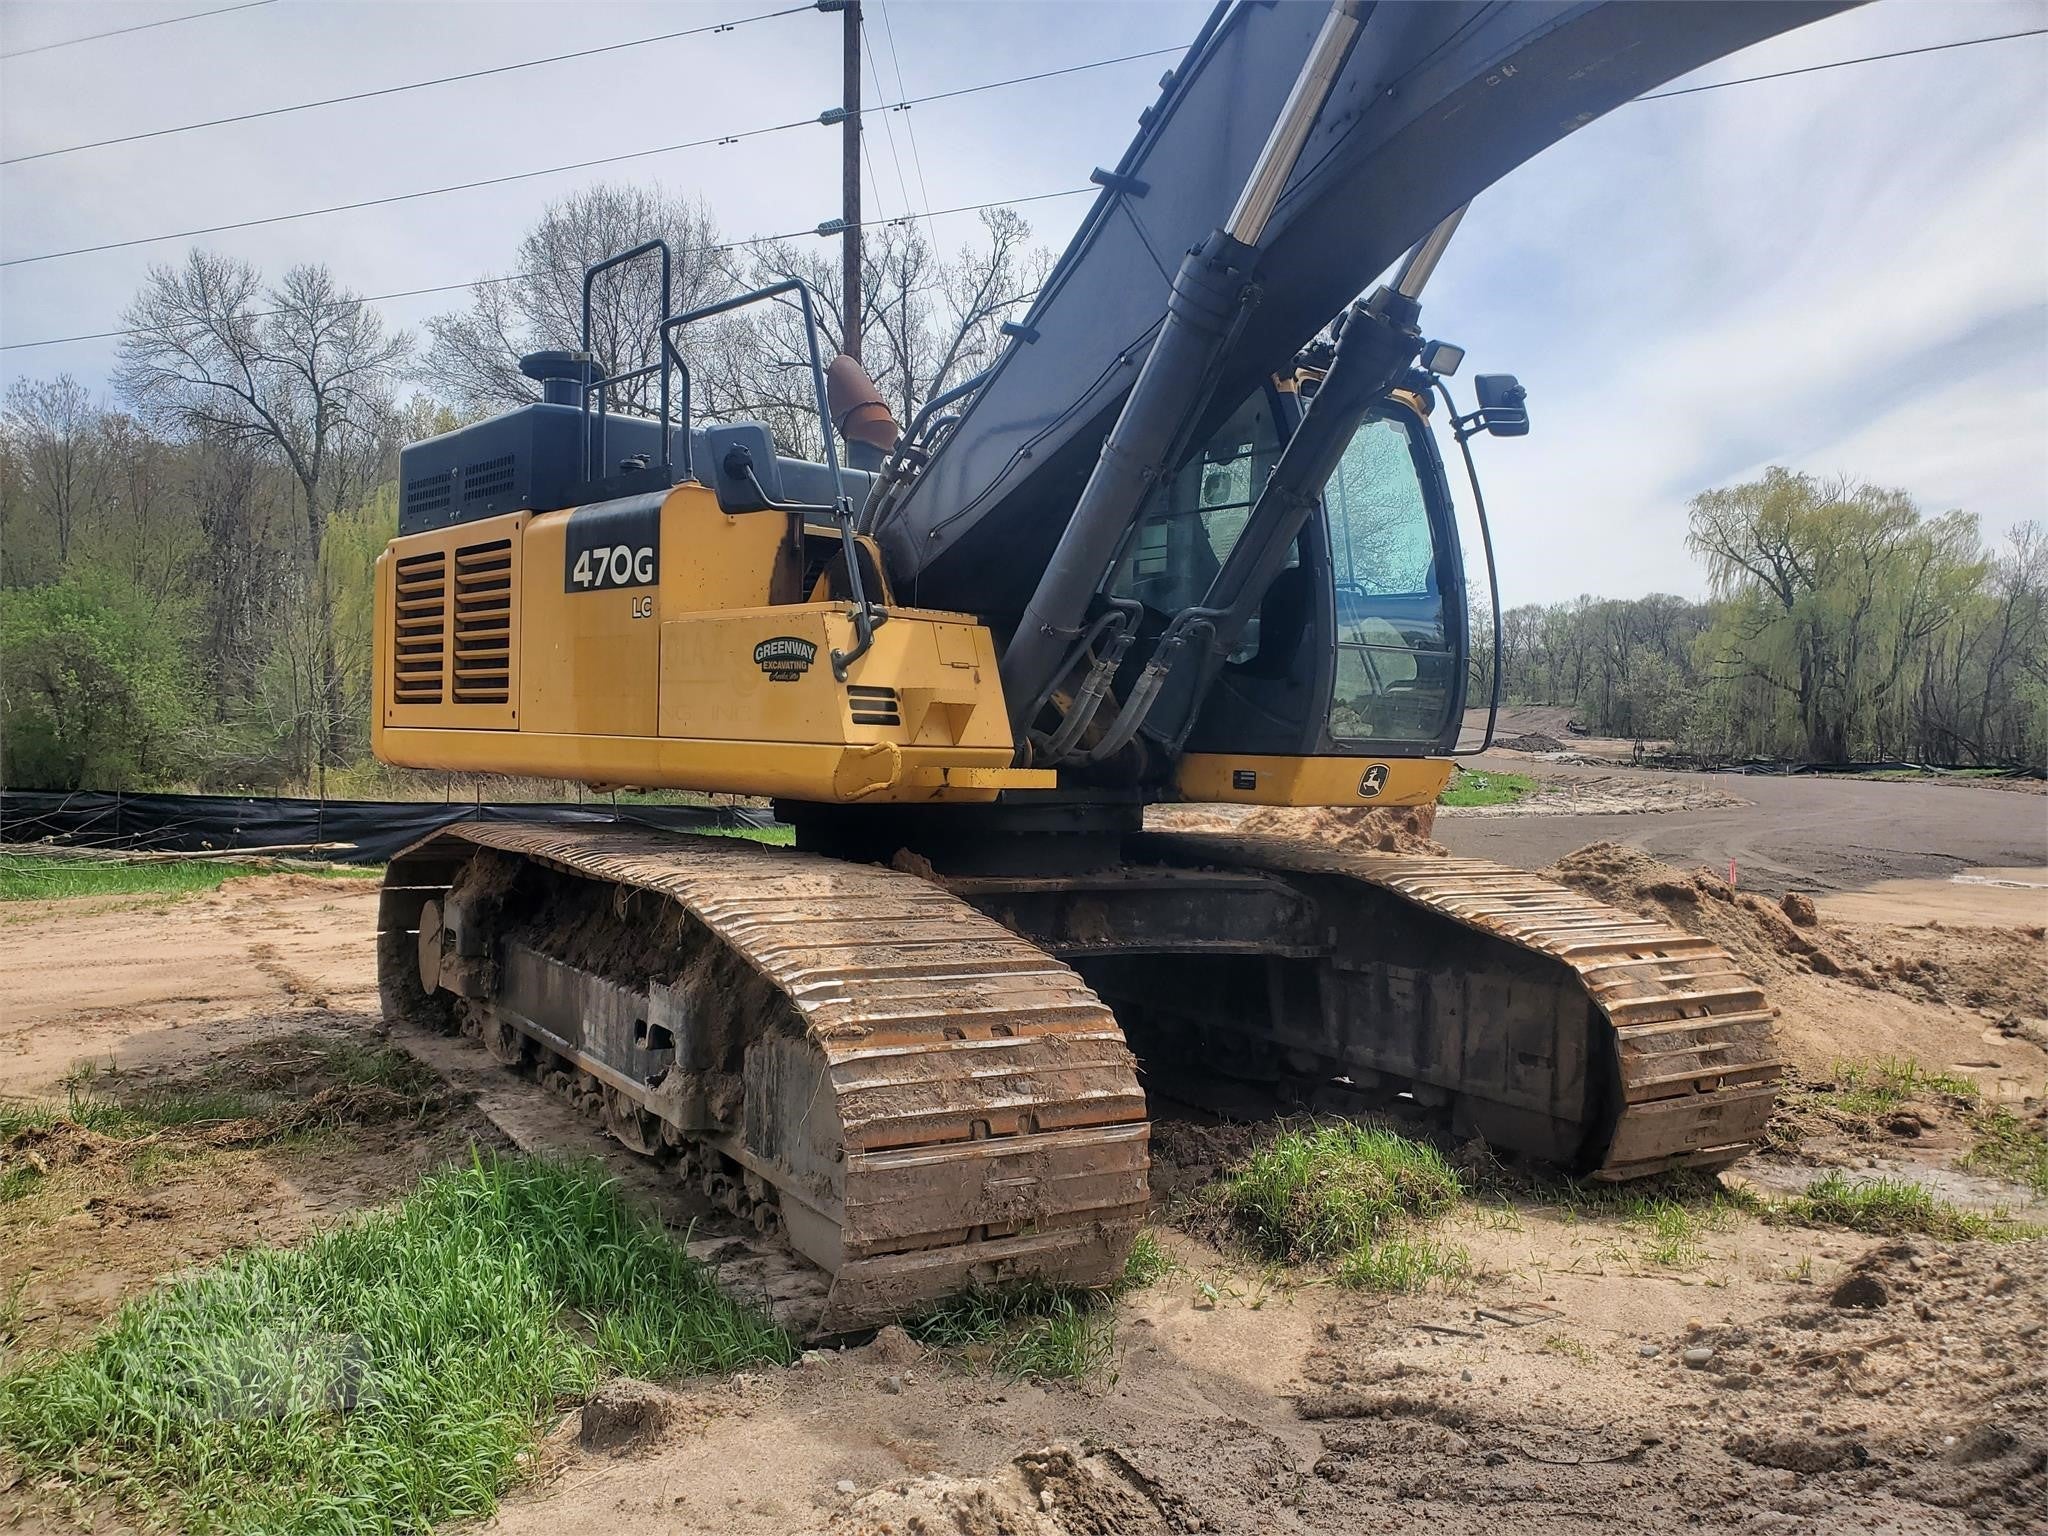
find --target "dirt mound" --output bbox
[1546,842,2048,1014]
[832,1444,1173,1535]
[1236,804,1446,855]
[579,1378,680,1454]
[1494,731,1564,753]
[1147,803,1446,855]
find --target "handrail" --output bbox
[664,278,881,678]
[578,239,673,482]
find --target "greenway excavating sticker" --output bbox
[753,636,817,682]
[1358,763,1390,799]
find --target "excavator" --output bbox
[374,0,1845,1331]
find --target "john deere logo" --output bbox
[1358,763,1390,799]
[753,636,817,682]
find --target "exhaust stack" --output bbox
[826,355,901,471]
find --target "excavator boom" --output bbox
[870,0,1852,629]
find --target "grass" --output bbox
[706,823,795,846]
[1541,1333,1593,1365]
[0,1154,791,1534]
[0,853,378,904]
[1526,1169,1756,1270]
[1771,1172,2037,1243]
[1216,1124,1467,1292]
[908,1285,1118,1383]
[1792,1057,2046,1201]
[1438,768,1536,809]
[1817,1056,1979,1119]
[1962,1108,2048,1198]
[1,1041,440,1158]
[903,1226,1173,1384]
[1338,1233,1472,1291]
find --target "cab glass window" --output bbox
[1325,411,1454,744]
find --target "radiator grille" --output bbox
[451,539,513,704]
[847,684,901,727]
[391,551,447,705]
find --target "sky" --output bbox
[1,0,2043,607]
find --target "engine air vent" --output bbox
[847,684,901,727]
[391,550,447,705]
[405,473,452,521]
[451,538,513,704]
[462,454,516,505]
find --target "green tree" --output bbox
[1688,468,1985,762]
[0,571,196,789]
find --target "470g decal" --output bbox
[563,500,660,593]
[570,543,654,589]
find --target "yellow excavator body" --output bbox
[372,482,1451,810]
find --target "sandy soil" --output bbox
[1,847,2043,1535]
[1819,869,2048,930]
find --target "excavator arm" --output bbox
[868,0,1856,724]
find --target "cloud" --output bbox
[2,0,2040,610]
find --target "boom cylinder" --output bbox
[998,0,1369,741]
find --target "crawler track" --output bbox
[380,821,1782,1331]
[1137,833,1784,1178]
[379,824,1149,1334]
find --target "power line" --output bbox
[0,0,273,61]
[2,4,813,167]
[10,26,2040,346]
[1635,27,2046,101]
[875,0,940,253]
[860,27,917,234]
[0,44,1182,269]
[0,187,1095,352]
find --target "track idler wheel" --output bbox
[602,1086,663,1156]
[480,1013,529,1067]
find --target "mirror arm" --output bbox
[1433,378,1504,755]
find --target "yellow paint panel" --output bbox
[380,728,1014,804]
[517,506,658,737]
[658,607,1010,750]
[1175,753,1452,806]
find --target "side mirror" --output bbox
[1475,373,1529,437]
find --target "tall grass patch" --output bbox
[1219,1124,1467,1291]
[0,1154,791,1533]
[1772,1172,2037,1242]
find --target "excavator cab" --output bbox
[1117,379,1473,769]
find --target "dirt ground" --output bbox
[2,819,2045,1534]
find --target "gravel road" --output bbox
[1437,757,2047,894]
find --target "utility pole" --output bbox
[840,0,863,363]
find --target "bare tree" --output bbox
[115,251,408,564]
[2,373,103,567]
[418,184,727,418]
[116,251,408,769]
[724,209,1051,456]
